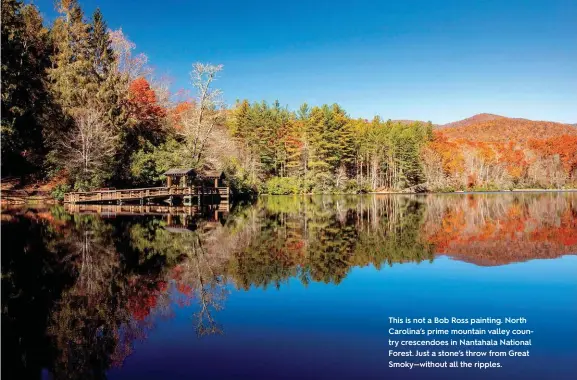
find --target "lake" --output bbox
[2,193,576,380]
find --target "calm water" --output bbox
[2,193,576,380]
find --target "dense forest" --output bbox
[2,0,577,197]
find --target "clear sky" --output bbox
[35,0,577,124]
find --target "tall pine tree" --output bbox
[1,0,52,175]
[48,0,94,114]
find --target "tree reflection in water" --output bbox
[2,192,576,379]
[422,193,577,265]
[129,218,231,336]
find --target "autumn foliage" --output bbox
[529,135,577,175]
[437,116,577,143]
[126,279,167,321]
[440,113,506,129]
[423,194,577,265]
[170,101,193,131]
[127,77,166,123]
[423,115,577,190]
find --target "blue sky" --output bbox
[35,0,577,124]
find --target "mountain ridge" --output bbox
[434,113,577,143]
[439,113,506,129]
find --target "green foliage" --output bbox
[130,138,185,185]
[128,219,199,265]
[352,198,434,269]
[227,195,435,289]
[222,157,258,194]
[47,0,95,113]
[228,99,435,193]
[72,174,106,192]
[89,8,114,79]
[469,183,505,192]
[343,179,364,193]
[1,0,53,175]
[431,185,458,193]
[1,0,172,191]
[50,183,71,201]
[263,176,301,195]
[228,99,293,177]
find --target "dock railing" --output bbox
[64,186,229,204]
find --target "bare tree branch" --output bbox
[175,63,225,168]
[58,105,118,188]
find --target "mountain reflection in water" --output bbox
[2,193,576,379]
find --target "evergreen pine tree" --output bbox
[48,0,95,114]
[1,0,53,175]
[89,8,114,80]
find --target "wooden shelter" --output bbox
[163,168,196,187]
[63,168,229,205]
[198,170,226,188]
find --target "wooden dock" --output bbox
[63,203,230,228]
[63,203,230,216]
[63,186,229,205]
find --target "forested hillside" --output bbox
[426,116,577,190]
[438,115,577,142]
[2,0,576,196]
[439,113,506,129]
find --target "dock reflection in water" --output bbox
[2,192,576,380]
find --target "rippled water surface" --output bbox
[2,193,576,379]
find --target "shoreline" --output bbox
[370,189,577,195]
[3,188,576,206]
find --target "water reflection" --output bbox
[423,193,577,265]
[2,193,576,379]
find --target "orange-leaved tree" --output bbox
[529,135,577,178]
[126,77,167,144]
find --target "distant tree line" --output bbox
[2,0,575,196]
[227,101,433,193]
[423,134,577,191]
